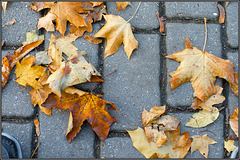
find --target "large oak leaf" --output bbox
[230,108,238,137]
[94,15,138,59]
[166,37,236,102]
[42,87,117,142]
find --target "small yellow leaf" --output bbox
[185,107,219,128]
[224,140,236,153]
[116,2,130,11]
[14,56,46,89]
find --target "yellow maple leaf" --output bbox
[94,15,138,59]
[14,56,46,89]
[224,140,236,153]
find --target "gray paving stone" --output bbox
[165,2,219,19]
[103,34,161,131]
[2,50,35,117]
[38,109,95,158]
[2,122,33,158]
[100,137,145,158]
[168,112,224,158]
[106,2,159,29]
[166,23,222,107]
[2,2,41,46]
[226,2,238,48]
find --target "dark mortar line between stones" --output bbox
[218,1,232,158]
[159,1,167,106]
[165,17,218,24]
[93,32,106,159]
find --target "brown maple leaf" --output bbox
[166,37,236,102]
[30,2,89,35]
[230,108,238,137]
[84,35,102,44]
[42,87,117,142]
[94,15,138,59]
[191,134,217,158]
[2,39,44,88]
[14,56,46,89]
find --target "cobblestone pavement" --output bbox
[1,1,239,158]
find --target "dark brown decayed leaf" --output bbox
[42,88,117,142]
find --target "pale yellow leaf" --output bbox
[185,107,219,128]
[2,2,7,13]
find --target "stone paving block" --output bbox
[168,112,224,158]
[2,50,35,117]
[166,23,222,107]
[2,2,41,46]
[38,109,95,158]
[165,2,219,19]
[103,34,161,131]
[2,122,33,158]
[100,137,145,158]
[106,2,159,29]
[226,2,238,48]
[44,23,101,92]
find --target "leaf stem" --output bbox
[90,70,116,93]
[203,17,207,52]
[127,2,141,23]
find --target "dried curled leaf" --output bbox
[42,88,117,142]
[166,37,236,102]
[229,72,238,96]
[2,39,44,88]
[191,134,217,158]
[145,115,180,147]
[34,119,40,136]
[191,85,225,111]
[116,2,130,11]
[185,107,219,128]
[46,53,101,97]
[218,4,225,24]
[94,15,138,59]
[14,56,46,89]
[230,108,238,137]
[5,19,16,26]
[224,140,236,153]
[156,12,164,33]
[84,35,102,44]
[142,105,166,126]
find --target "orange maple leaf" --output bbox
[94,15,138,59]
[42,87,117,142]
[166,37,236,102]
